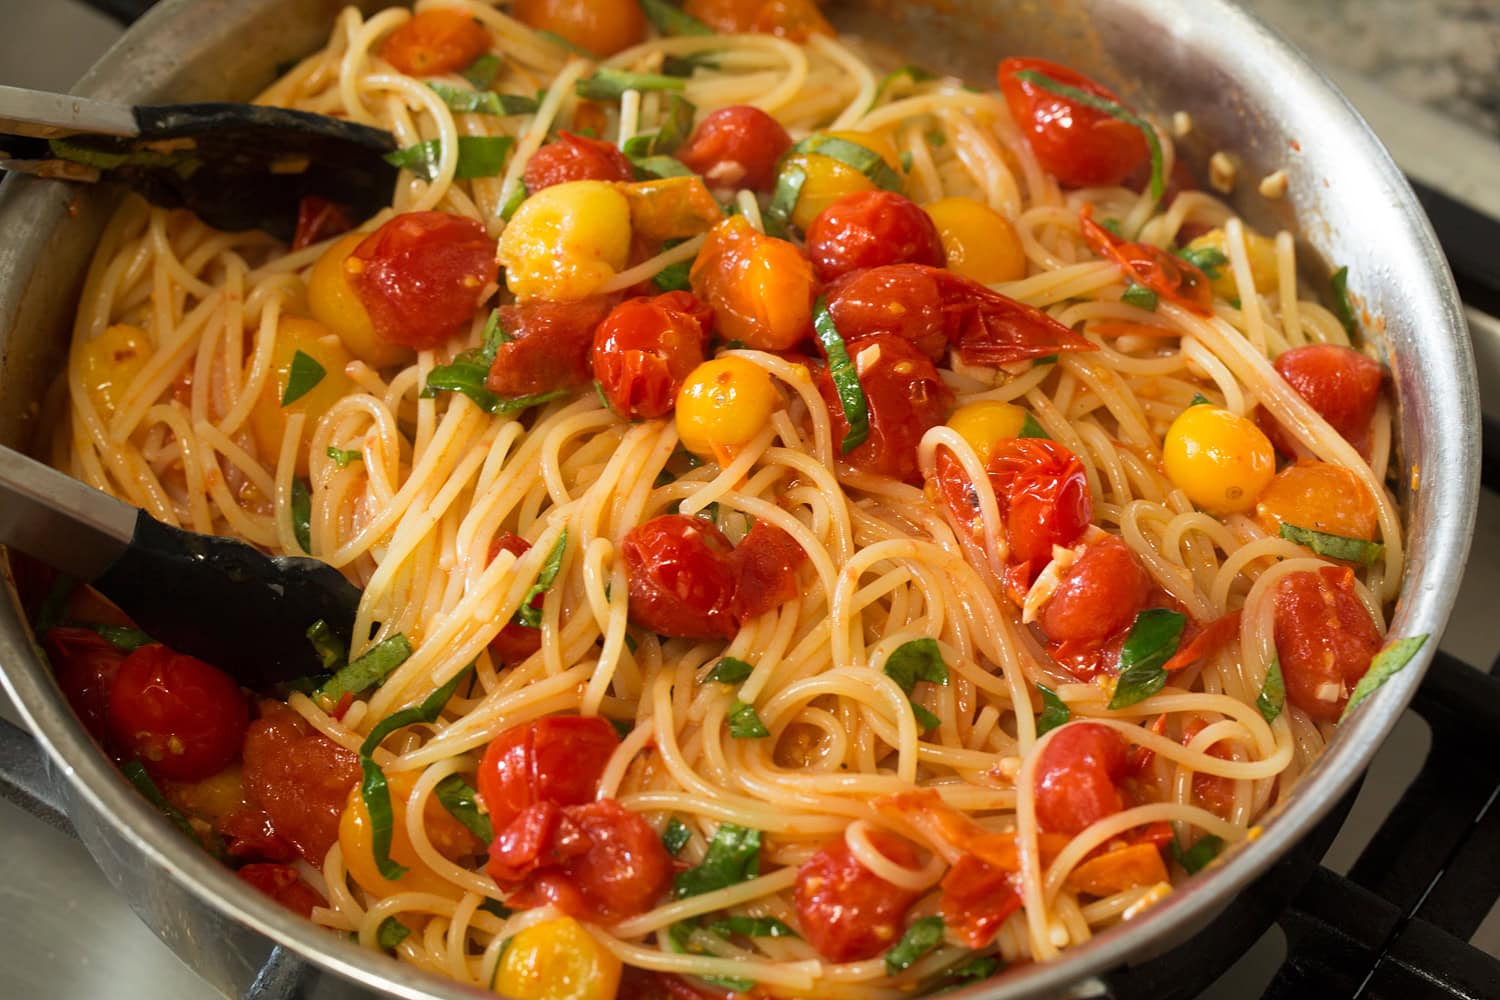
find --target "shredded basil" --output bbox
[1330,265,1358,335]
[630,154,694,179]
[1018,412,1050,439]
[291,478,312,554]
[122,759,202,844]
[910,702,942,732]
[674,822,760,898]
[641,0,715,36]
[384,135,514,181]
[873,64,937,107]
[577,68,685,102]
[665,923,756,992]
[1036,684,1071,736]
[305,619,347,672]
[812,297,871,454]
[653,256,694,292]
[513,530,567,629]
[1176,245,1228,279]
[1173,834,1224,874]
[788,133,903,192]
[1343,634,1429,718]
[427,82,539,117]
[662,817,692,856]
[885,916,945,975]
[610,717,634,740]
[1256,658,1285,723]
[434,774,494,843]
[1279,523,1385,566]
[662,51,721,77]
[88,623,153,652]
[705,656,754,684]
[317,633,413,703]
[377,917,411,951]
[728,699,769,738]
[462,53,501,89]
[765,161,807,234]
[1100,217,1125,238]
[945,954,1003,983]
[1033,353,1059,366]
[534,30,595,57]
[1014,68,1163,203]
[1189,392,1212,407]
[1121,282,1159,311]
[478,899,513,919]
[326,445,361,467]
[926,129,947,148]
[499,184,526,221]
[1108,609,1187,709]
[710,916,798,939]
[421,318,565,418]
[884,638,949,692]
[281,351,325,406]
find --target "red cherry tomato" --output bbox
[216,804,299,863]
[379,8,490,76]
[1180,718,1236,820]
[291,196,353,251]
[592,291,712,419]
[242,700,362,865]
[348,211,498,350]
[940,853,1023,948]
[45,627,127,744]
[997,57,1149,189]
[511,0,647,57]
[1258,344,1385,458]
[675,105,792,192]
[1079,206,1213,316]
[236,862,327,918]
[524,132,635,193]
[106,645,247,781]
[804,191,946,283]
[728,520,806,622]
[826,265,949,361]
[683,0,833,40]
[987,437,1093,596]
[486,294,619,397]
[813,333,954,483]
[476,715,620,831]
[1038,536,1151,644]
[793,829,924,962]
[622,514,739,639]
[488,534,544,667]
[1273,566,1381,721]
[1033,722,1129,835]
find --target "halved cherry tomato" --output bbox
[1039,536,1151,644]
[107,645,248,782]
[524,132,635,193]
[1272,566,1381,721]
[489,798,671,922]
[1033,721,1129,835]
[379,8,490,76]
[512,0,647,57]
[675,105,792,193]
[813,333,953,483]
[729,520,806,622]
[683,0,833,40]
[291,196,353,251]
[45,626,127,744]
[488,534,544,667]
[486,295,620,397]
[793,829,924,962]
[690,215,817,352]
[242,700,362,866]
[622,514,739,640]
[593,291,713,419]
[803,190,946,283]
[997,57,1149,189]
[1254,460,1379,542]
[940,853,1023,948]
[236,862,327,918]
[347,211,497,350]
[1080,205,1212,316]
[987,438,1093,598]
[476,715,620,832]
[1257,344,1385,458]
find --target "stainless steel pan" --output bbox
[0,1,1479,997]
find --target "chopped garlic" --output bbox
[1258,169,1289,200]
[1315,681,1344,703]
[1209,151,1237,194]
[1020,540,1088,623]
[854,342,882,374]
[994,755,1022,782]
[1172,111,1192,138]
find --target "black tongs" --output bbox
[0,83,398,241]
[0,445,361,687]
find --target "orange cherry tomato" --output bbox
[242,700,362,866]
[380,8,490,76]
[592,291,712,419]
[476,715,620,831]
[622,514,740,640]
[675,106,792,192]
[804,190,946,283]
[524,132,635,193]
[1273,566,1381,721]
[1080,205,1213,315]
[997,57,1149,189]
[512,0,647,57]
[1255,460,1380,542]
[683,0,833,41]
[1257,344,1385,458]
[689,215,817,351]
[794,829,923,962]
[107,645,248,782]
[1033,722,1129,835]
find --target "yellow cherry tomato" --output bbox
[339,769,481,900]
[308,232,413,369]
[1255,460,1379,540]
[1188,226,1279,300]
[78,323,151,417]
[784,130,904,231]
[1162,404,1275,515]
[675,356,779,459]
[498,180,632,301]
[923,197,1028,284]
[490,916,622,1000]
[247,316,355,476]
[946,400,1027,461]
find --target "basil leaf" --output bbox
[384,135,514,181]
[326,445,361,467]
[1108,608,1187,709]
[577,68,685,102]
[479,899,514,919]
[653,256,694,292]
[1121,282,1158,311]
[911,702,942,732]
[662,817,692,856]
[610,717,634,740]
[709,916,798,939]
[662,51,721,77]
[291,478,312,554]
[873,64,936,107]
[765,161,807,233]
[1018,412,1050,439]
[1330,265,1358,335]
[281,350,325,406]
[623,132,656,157]
[535,30,595,58]
[665,923,756,992]
[630,154,694,179]
[427,82,538,117]
[884,638,949,693]
[789,134,902,193]
[421,330,566,417]
[885,916,944,975]
[1172,834,1224,874]
[1100,217,1125,238]
[674,822,760,898]
[1176,245,1228,279]
[1033,353,1059,366]
[1278,523,1385,566]
[655,93,696,155]
[434,774,494,843]
[377,917,411,951]
[462,53,501,89]
[642,0,715,36]
[1189,392,1212,406]
[500,184,526,221]
[1036,684,1070,736]
[122,759,204,845]
[813,297,870,454]
[705,656,753,684]
[513,530,568,628]
[88,623,154,652]
[1014,68,1163,202]
[926,129,947,148]
[1256,658,1285,723]
[728,699,769,738]
[1343,634,1429,718]
[946,954,1002,983]
[317,633,413,703]
[305,619,347,672]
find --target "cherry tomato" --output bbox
[1254,460,1379,542]
[348,211,497,351]
[593,291,712,419]
[490,798,672,922]
[804,191,946,283]
[1080,206,1213,315]
[690,215,816,352]
[683,0,833,40]
[1258,344,1385,458]
[291,196,353,251]
[488,534,544,667]
[987,437,1093,596]
[793,828,924,962]
[242,700,362,865]
[236,862,327,918]
[622,514,739,639]
[728,520,806,622]
[45,626,127,744]
[940,853,1022,949]
[826,265,949,361]
[997,57,1149,189]
[106,645,247,782]
[1033,722,1129,835]
[1038,536,1151,644]
[524,132,635,193]
[675,106,792,192]
[216,803,299,863]
[814,333,953,483]
[1273,566,1381,721]
[379,8,490,76]
[476,715,620,831]
[512,0,647,57]
[486,295,619,397]
[1180,718,1236,820]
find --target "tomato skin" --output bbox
[1079,206,1213,315]
[512,0,647,57]
[348,211,498,350]
[476,715,620,832]
[675,106,792,192]
[1033,722,1129,835]
[988,437,1093,594]
[488,534,544,667]
[622,514,739,639]
[380,9,489,76]
[729,520,806,621]
[291,196,353,251]
[793,829,924,962]
[236,862,326,918]
[690,216,817,352]
[814,333,954,483]
[524,132,635,193]
[1273,566,1381,721]
[486,295,619,397]
[1039,536,1151,644]
[45,627,127,744]
[106,646,248,782]
[940,853,1023,948]
[242,700,362,866]
[593,291,713,419]
[1259,344,1385,457]
[997,57,1149,189]
[804,191,946,283]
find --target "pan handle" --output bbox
[75,0,160,26]
[0,715,76,835]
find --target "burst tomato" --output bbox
[592,291,712,419]
[525,132,635,193]
[622,514,739,639]
[486,294,619,397]
[106,645,247,781]
[729,520,806,621]
[242,700,362,866]
[348,211,497,350]
[45,627,127,744]
[940,853,1023,948]
[1038,536,1151,644]
[1258,344,1385,457]
[236,862,327,918]
[1180,718,1236,820]
[379,8,490,76]
[794,829,924,962]
[690,216,816,351]
[826,265,949,361]
[1272,566,1381,721]
[803,190,946,283]
[997,57,1149,189]
[476,715,620,831]
[488,534,544,667]
[1080,206,1212,315]
[675,105,792,192]
[987,437,1093,596]
[1033,722,1129,835]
